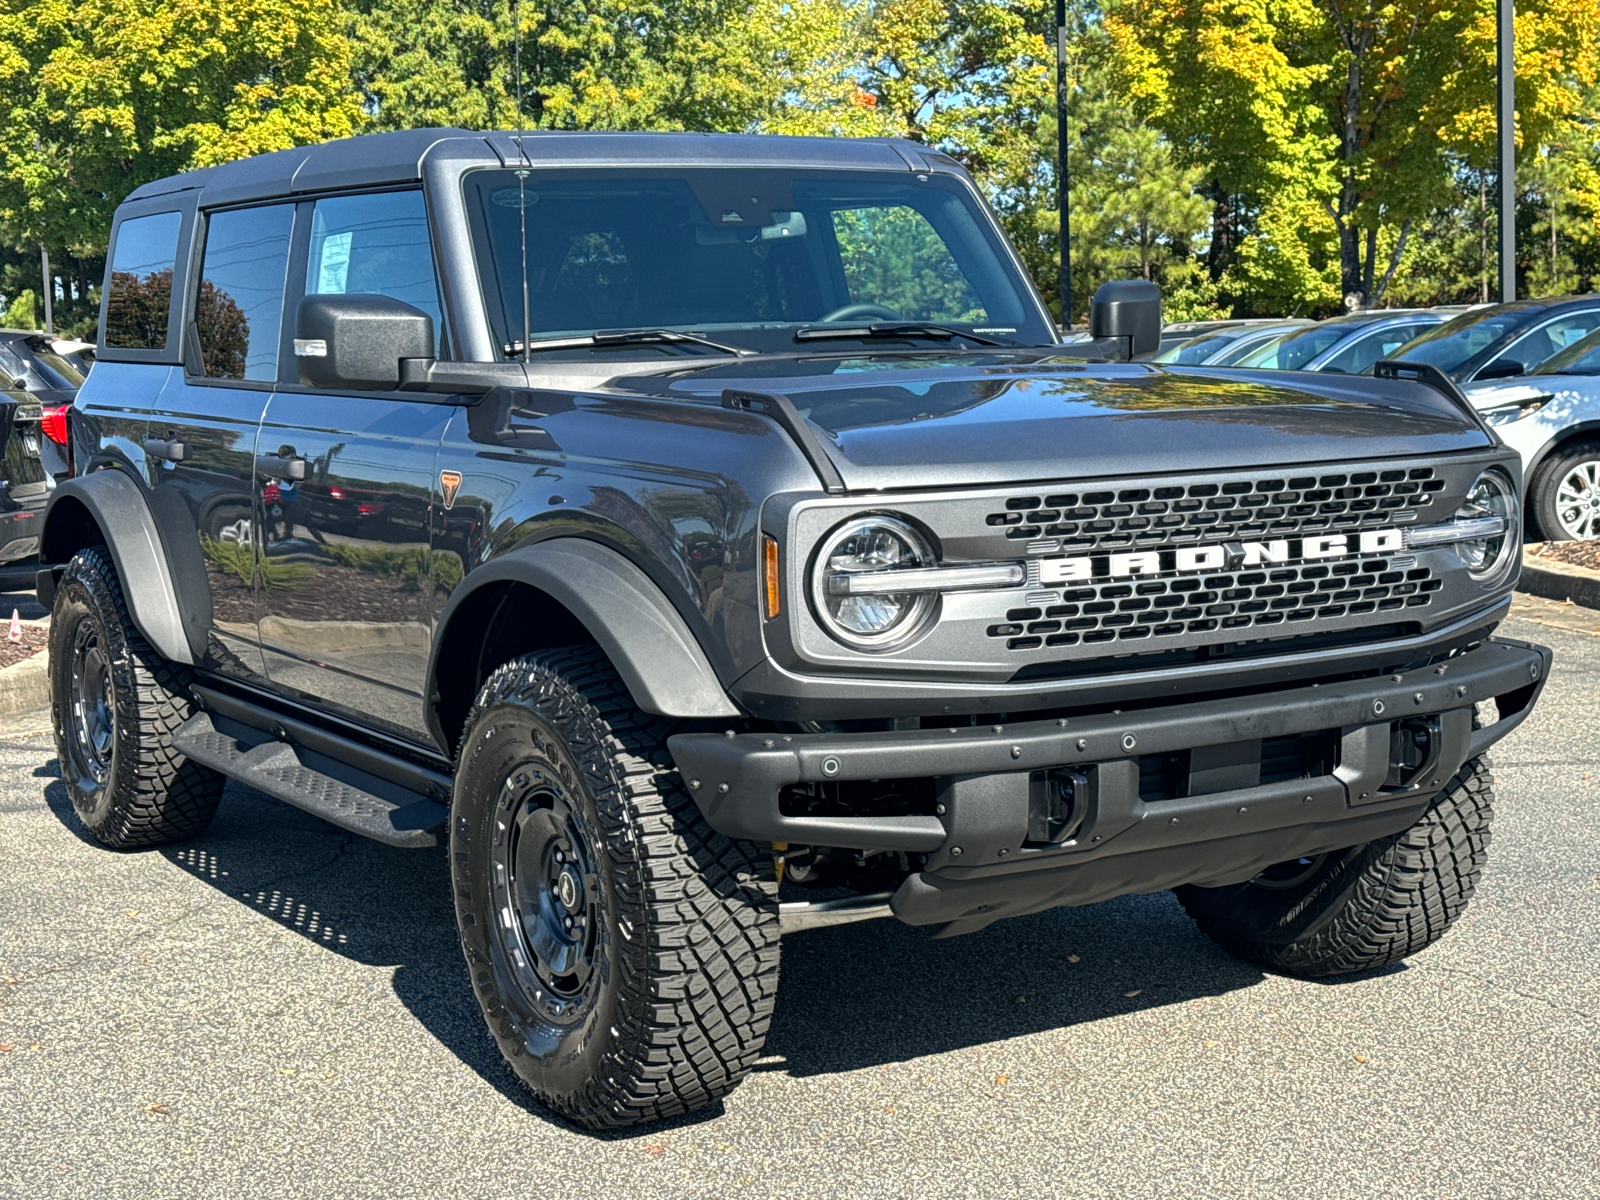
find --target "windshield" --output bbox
[1153,332,1241,364]
[1235,324,1351,370]
[0,338,83,390]
[1387,308,1530,376]
[1535,326,1600,376]
[464,168,1051,355]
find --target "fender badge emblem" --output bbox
[439,470,462,510]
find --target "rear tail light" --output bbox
[40,404,70,445]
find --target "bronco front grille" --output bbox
[985,556,1441,651]
[987,468,1448,554]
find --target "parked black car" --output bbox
[1390,296,1600,382]
[0,330,79,566]
[41,129,1547,1129]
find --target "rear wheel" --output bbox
[1529,438,1600,541]
[1177,755,1494,977]
[49,546,224,847]
[450,647,780,1128]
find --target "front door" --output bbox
[150,200,296,680]
[254,189,451,742]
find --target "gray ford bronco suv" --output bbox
[42,128,1549,1128]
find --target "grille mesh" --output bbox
[986,557,1441,651]
[987,468,1448,553]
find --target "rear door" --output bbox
[255,189,452,743]
[151,200,296,680]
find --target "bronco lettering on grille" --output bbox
[1038,529,1404,584]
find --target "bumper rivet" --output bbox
[1303,795,1313,803]
[1091,835,1102,842]
[1413,692,1424,705]
[724,730,736,738]
[998,848,1009,856]
[1392,674,1403,682]
[763,738,775,748]
[1372,699,1386,715]
[1169,816,1179,824]
[1530,663,1540,680]
[1122,733,1137,752]
[1011,745,1022,759]
[993,725,1004,734]
[950,846,963,856]
[821,756,841,777]
[1457,685,1468,697]
[716,783,729,794]
[1057,718,1068,727]
[1238,806,1248,814]
[1077,738,1088,751]
[935,803,947,815]
[689,779,701,790]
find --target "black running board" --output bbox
[171,711,449,848]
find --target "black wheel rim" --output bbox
[67,615,115,786]
[489,764,602,1026]
[1250,853,1328,891]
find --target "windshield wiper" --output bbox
[506,328,756,357]
[793,322,1010,347]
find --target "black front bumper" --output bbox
[670,636,1550,933]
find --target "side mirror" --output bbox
[1089,280,1162,359]
[294,294,435,390]
[1475,358,1525,381]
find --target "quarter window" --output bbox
[104,211,182,349]
[306,191,442,347]
[196,205,294,380]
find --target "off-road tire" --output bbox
[1176,754,1494,977]
[450,647,780,1129]
[1528,438,1600,542]
[50,546,224,847]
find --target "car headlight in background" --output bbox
[1481,394,1551,426]
[1405,468,1519,582]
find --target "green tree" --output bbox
[0,0,363,334]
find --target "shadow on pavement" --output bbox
[37,764,1270,1133]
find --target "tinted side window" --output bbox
[196,205,294,381]
[306,191,441,346]
[1498,312,1600,374]
[105,211,182,349]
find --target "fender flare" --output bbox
[429,538,740,726]
[39,470,196,665]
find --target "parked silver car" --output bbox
[1232,310,1449,374]
[1465,325,1600,539]
[1153,320,1310,365]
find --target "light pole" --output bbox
[1497,0,1515,302]
[40,245,52,334]
[1056,0,1070,330]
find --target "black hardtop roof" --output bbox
[125,128,943,209]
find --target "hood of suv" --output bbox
[612,352,1492,490]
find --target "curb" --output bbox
[1518,551,1600,612]
[0,646,49,718]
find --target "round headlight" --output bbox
[809,516,937,650]
[1457,469,1518,580]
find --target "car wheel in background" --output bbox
[1529,439,1600,541]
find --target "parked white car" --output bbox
[1466,327,1600,539]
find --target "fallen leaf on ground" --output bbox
[279,1068,296,1075]
[140,1102,171,1116]
[994,1075,1009,1085]
[1354,1054,1369,1064]
[123,910,139,918]
[1067,955,1081,964]
[29,1044,40,1051]
[1016,995,1026,1004]
[1203,1040,1217,1048]
[884,1105,896,1114]
[644,1144,665,1156]
[0,1044,13,1052]
[1123,990,1143,998]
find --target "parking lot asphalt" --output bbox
[2,598,1598,1199]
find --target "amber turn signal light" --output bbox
[763,534,781,619]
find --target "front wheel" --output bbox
[1177,755,1494,977]
[450,647,780,1129]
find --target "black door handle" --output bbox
[142,437,190,463]
[256,453,307,481]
